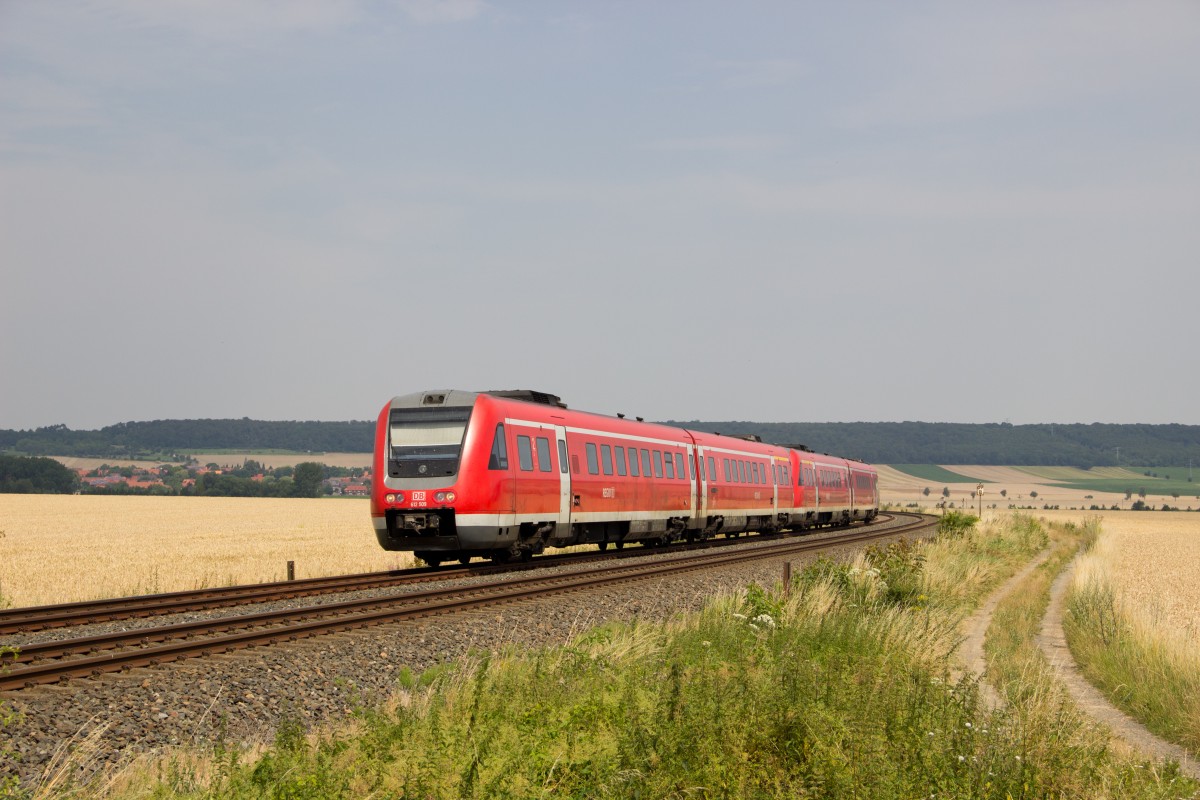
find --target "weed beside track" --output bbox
[9,515,1197,799]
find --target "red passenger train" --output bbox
[371,389,877,566]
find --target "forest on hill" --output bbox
[1,418,1198,467]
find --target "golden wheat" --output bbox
[0,495,412,607]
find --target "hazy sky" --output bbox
[2,1,1198,430]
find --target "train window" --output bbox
[487,424,508,470]
[740,461,747,483]
[629,448,640,477]
[752,462,759,484]
[586,443,599,475]
[536,437,552,473]
[641,449,652,476]
[517,436,534,472]
[723,459,730,482]
[558,440,568,473]
[684,454,693,480]
[601,444,614,476]
[708,456,716,482]
[697,456,705,481]
[653,450,664,478]
[614,446,627,476]
[664,452,675,479]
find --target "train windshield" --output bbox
[388,406,472,479]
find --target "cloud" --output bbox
[834,2,1200,128]
[392,0,488,24]
[640,135,787,154]
[713,58,807,90]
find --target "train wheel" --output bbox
[459,555,472,566]
[490,549,511,564]
[598,541,608,551]
[615,541,624,550]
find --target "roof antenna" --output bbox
[617,413,625,419]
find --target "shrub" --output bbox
[937,510,978,539]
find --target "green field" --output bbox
[1014,466,1146,482]
[1046,478,1200,499]
[889,464,989,483]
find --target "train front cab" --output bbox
[373,390,567,563]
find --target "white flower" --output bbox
[958,755,965,763]
[752,614,776,629]
[965,722,972,729]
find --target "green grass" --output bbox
[42,516,1188,799]
[1045,478,1200,499]
[1014,466,1146,482]
[889,464,990,483]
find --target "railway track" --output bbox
[0,514,906,636]
[0,513,935,692]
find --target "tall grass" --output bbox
[28,515,1200,799]
[1065,525,1200,755]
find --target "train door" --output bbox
[555,425,571,530]
[802,460,817,511]
[771,459,779,514]
[697,447,709,518]
[687,443,698,519]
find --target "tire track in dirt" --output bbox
[1038,559,1199,779]
[960,549,1198,778]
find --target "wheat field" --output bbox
[1084,513,1200,637]
[0,495,414,608]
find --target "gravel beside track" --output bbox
[0,518,920,787]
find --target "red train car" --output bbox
[371,389,877,565]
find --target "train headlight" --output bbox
[385,493,404,504]
[434,491,456,503]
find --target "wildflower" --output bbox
[958,756,966,763]
[965,722,972,729]
[701,641,711,647]
[732,613,747,621]
[752,614,776,629]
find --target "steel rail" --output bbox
[0,514,934,692]
[0,515,902,635]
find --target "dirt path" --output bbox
[959,550,1051,710]
[1038,558,1199,779]
[959,550,1198,778]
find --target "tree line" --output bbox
[2,418,1198,467]
[663,420,1200,467]
[0,454,340,498]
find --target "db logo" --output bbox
[412,491,426,501]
